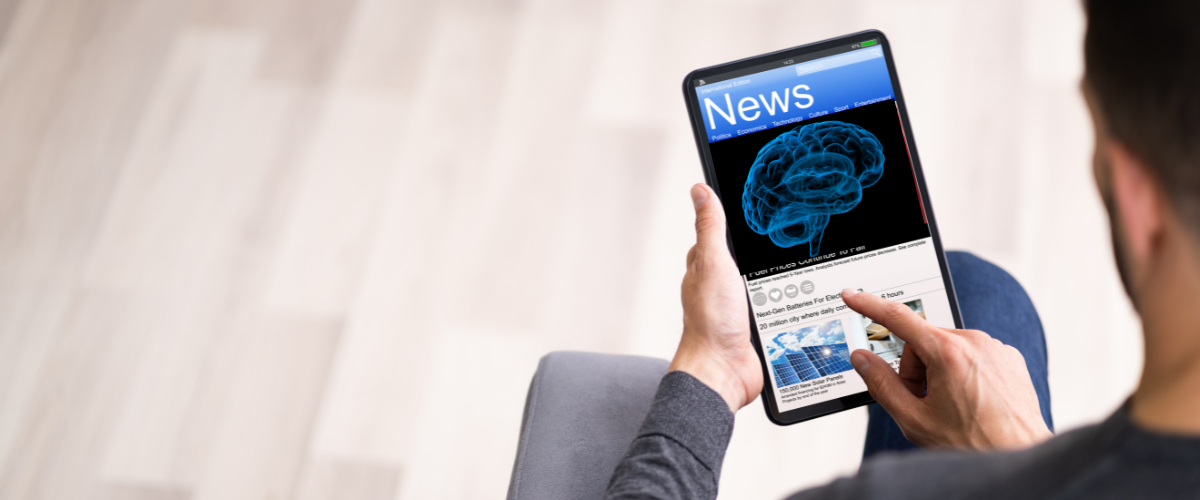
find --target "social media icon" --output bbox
[752,292,768,306]
[784,284,800,298]
[769,288,783,302]
[801,280,815,294]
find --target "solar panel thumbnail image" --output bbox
[772,362,800,387]
[802,343,853,377]
[785,352,822,382]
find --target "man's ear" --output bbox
[1108,142,1165,260]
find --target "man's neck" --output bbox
[1130,230,1200,435]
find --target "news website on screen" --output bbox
[694,45,954,412]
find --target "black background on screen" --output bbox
[708,100,931,278]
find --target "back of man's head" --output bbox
[1085,0,1200,225]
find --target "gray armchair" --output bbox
[506,351,670,500]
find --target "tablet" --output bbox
[682,30,964,425]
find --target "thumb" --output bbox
[852,350,920,418]
[691,184,727,250]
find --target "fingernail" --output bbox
[691,184,709,208]
[841,288,859,298]
[851,351,870,374]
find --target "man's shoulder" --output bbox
[788,422,1114,500]
[869,423,1111,495]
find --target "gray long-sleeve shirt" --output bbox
[605,371,1200,499]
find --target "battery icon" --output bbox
[860,39,878,47]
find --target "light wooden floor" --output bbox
[0,0,1141,499]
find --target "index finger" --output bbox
[841,289,939,351]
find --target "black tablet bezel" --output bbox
[681,29,965,425]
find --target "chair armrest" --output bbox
[507,351,670,500]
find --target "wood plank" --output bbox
[87,28,325,492]
[97,482,191,500]
[0,0,188,282]
[81,30,273,290]
[393,331,539,500]
[262,91,407,317]
[292,458,400,500]
[0,277,72,478]
[0,0,21,51]
[327,0,439,92]
[256,0,360,85]
[187,0,360,85]
[307,5,519,463]
[190,315,340,500]
[0,290,147,500]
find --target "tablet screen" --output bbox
[691,40,956,416]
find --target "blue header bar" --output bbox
[695,47,894,143]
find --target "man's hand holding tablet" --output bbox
[669,183,763,413]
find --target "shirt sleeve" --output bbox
[603,370,736,500]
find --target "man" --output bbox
[605,0,1200,498]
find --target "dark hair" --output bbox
[1085,0,1200,222]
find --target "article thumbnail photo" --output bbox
[767,318,853,388]
[864,298,924,340]
[864,298,923,362]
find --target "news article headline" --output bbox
[746,239,928,282]
[780,373,847,404]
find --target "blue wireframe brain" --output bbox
[742,121,885,256]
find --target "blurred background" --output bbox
[0,0,1142,498]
